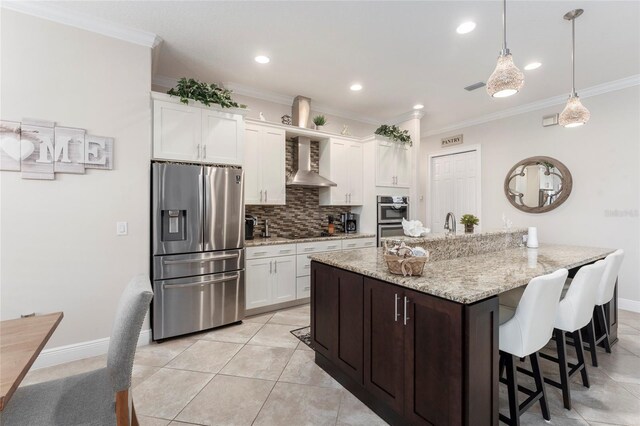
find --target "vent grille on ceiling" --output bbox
[464,82,486,91]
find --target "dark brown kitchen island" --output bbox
[309,244,616,426]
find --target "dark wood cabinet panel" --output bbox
[404,287,463,425]
[337,270,364,382]
[363,277,405,413]
[311,262,338,360]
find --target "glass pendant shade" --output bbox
[486,53,525,98]
[559,94,590,127]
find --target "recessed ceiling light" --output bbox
[350,83,363,91]
[413,104,424,110]
[456,21,476,34]
[524,62,542,71]
[254,55,270,64]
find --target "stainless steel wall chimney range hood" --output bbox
[287,137,337,187]
[287,95,337,188]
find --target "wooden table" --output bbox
[0,312,63,411]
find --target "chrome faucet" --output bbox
[444,212,456,235]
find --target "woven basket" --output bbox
[384,254,428,277]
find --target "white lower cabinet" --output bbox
[246,237,374,310]
[246,254,296,310]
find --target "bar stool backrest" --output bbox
[555,261,605,332]
[502,268,568,357]
[595,250,624,306]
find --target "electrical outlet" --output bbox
[116,221,128,236]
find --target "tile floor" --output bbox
[23,305,640,426]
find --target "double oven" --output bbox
[376,196,410,246]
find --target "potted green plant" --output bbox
[167,77,246,109]
[460,214,479,234]
[313,115,327,130]
[374,124,413,146]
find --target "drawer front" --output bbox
[342,237,377,250]
[152,270,245,340]
[297,253,313,277]
[297,240,342,255]
[154,249,244,281]
[246,244,296,260]
[297,276,311,299]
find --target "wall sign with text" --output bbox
[0,119,113,180]
[441,134,463,148]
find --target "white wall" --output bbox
[0,10,152,350]
[421,86,640,306]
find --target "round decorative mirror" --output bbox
[504,156,572,213]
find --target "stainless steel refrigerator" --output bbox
[151,162,245,340]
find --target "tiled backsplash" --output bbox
[246,138,351,238]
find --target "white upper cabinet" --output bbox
[201,109,244,165]
[152,93,246,166]
[375,136,411,188]
[319,137,364,206]
[244,123,286,205]
[153,100,202,162]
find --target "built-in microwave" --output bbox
[377,196,410,224]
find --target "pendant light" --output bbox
[559,9,590,128]
[486,0,524,98]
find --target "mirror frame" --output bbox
[504,156,573,214]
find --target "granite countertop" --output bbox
[245,233,376,247]
[309,244,614,304]
[380,228,527,244]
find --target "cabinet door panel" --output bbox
[375,139,397,187]
[331,141,349,205]
[246,258,272,310]
[202,110,243,165]
[272,256,296,303]
[347,143,364,205]
[261,128,286,205]
[363,278,404,412]
[395,144,411,188]
[336,269,364,383]
[311,262,338,360]
[243,124,261,204]
[153,100,201,161]
[404,288,463,425]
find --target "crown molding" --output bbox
[2,1,162,48]
[387,110,425,125]
[223,81,381,125]
[422,74,640,138]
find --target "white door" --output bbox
[246,258,272,309]
[244,124,261,205]
[153,100,201,161]
[394,144,411,188]
[261,127,286,205]
[347,143,364,205]
[272,256,296,303]
[430,150,479,232]
[376,139,397,187]
[201,110,243,165]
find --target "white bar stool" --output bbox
[585,249,625,366]
[538,261,605,410]
[498,268,568,426]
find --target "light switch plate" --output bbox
[116,221,128,236]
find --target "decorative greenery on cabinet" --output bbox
[167,77,246,109]
[374,124,413,146]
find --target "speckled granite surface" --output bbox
[381,228,527,261]
[309,244,614,304]
[245,233,376,247]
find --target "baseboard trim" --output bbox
[32,329,152,370]
[619,298,640,313]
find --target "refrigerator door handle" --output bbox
[163,253,240,265]
[163,274,240,289]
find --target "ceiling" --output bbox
[44,1,640,132]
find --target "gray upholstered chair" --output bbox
[2,275,153,426]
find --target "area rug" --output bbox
[290,326,312,349]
